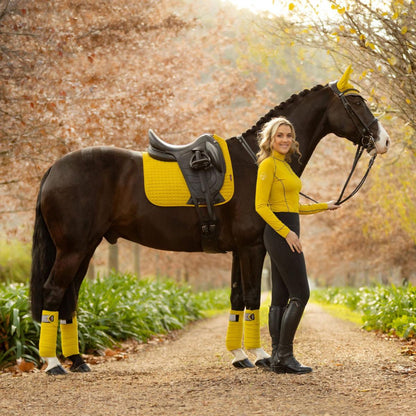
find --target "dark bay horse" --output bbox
[30,69,390,374]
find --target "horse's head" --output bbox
[327,66,390,155]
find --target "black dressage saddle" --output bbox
[147,129,227,253]
[147,129,226,206]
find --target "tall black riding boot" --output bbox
[268,305,286,369]
[273,297,312,374]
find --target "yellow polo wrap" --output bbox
[225,310,244,351]
[60,315,80,357]
[142,134,234,207]
[244,309,261,350]
[39,310,59,358]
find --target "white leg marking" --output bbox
[230,348,249,364]
[248,348,271,361]
[44,356,61,372]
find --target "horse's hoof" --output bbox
[70,362,91,373]
[46,365,68,376]
[232,358,255,368]
[255,357,271,368]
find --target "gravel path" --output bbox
[1,303,415,415]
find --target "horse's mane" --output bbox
[242,84,326,136]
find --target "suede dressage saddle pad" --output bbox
[142,134,234,207]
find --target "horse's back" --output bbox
[40,147,144,245]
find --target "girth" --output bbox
[147,129,226,253]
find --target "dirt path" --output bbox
[1,303,415,416]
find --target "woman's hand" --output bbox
[327,200,341,210]
[285,231,302,253]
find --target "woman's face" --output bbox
[272,124,293,155]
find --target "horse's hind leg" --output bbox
[60,250,98,373]
[39,250,86,375]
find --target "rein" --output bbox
[335,145,376,205]
[236,82,379,206]
[329,81,378,205]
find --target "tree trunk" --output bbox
[109,244,119,274]
[133,244,141,278]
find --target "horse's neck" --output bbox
[289,89,332,175]
[245,87,332,176]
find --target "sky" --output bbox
[222,0,335,17]
[223,0,288,14]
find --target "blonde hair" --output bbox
[256,117,301,164]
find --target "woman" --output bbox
[255,117,339,374]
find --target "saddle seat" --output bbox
[148,129,224,172]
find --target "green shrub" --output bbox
[76,273,203,353]
[0,273,230,368]
[357,284,416,338]
[193,287,230,315]
[0,282,40,367]
[311,287,361,310]
[312,284,416,339]
[0,240,31,283]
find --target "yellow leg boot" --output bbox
[226,310,253,368]
[244,309,270,367]
[39,310,66,375]
[60,315,90,372]
[60,315,80,357]
[244,309,261,350]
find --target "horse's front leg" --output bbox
[238,243,270,368]
[226,251,254,368]
[225,246,270,368]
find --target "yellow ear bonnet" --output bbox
[336,65,359,95]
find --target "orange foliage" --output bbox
[0,0,273,287]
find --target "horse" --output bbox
[30,67,390,374]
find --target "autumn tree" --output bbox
[265,0,415,131]
[259,0,416,284]
[0,0,278,286]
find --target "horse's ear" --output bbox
[337,65,358,94]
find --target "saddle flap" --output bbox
[205,141,225,173]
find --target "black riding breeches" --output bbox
[264,212,310,307]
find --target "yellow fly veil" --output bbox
[336,65,359,95]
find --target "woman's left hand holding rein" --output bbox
[327,200,341,211]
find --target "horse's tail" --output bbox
[30,168,56,322]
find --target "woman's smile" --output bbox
[272,124,293,155]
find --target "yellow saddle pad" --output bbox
[142,134,234,207]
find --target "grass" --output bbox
[313,302,363,326]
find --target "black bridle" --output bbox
[237,82,379,206]
[328,82,378,205]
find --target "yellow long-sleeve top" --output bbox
[255,151,328,238]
